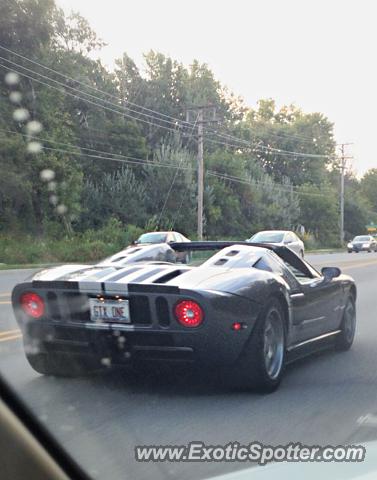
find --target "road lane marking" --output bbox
[342,259,377,270]
[0,329,20,338]
[358,414,377,427]
[0,301,11,305]
[313,259,377,271]
[0,333,22,342]
[0,293,10,297]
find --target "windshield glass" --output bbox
[1,1,377,480]
[137,233,167,243]
[251,232,285,243]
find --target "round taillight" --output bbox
[174,300,203,328]
[20,292,45,319]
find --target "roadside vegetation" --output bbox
[1,0,377,265]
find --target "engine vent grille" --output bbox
[129,295,152,324]
[156,297,170,327]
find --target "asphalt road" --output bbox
[2,252,377,479]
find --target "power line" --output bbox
[0,58,196,137]
[0,128,193,171]
[0,44,324,149]
[1,128,330,198]
[0,49,337,160]
[156,113,199,228]
[206,171,329,198]
[0,44,197,129]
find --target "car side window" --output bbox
[286,233,294,243]
[279,257,316,284]
[254,256,279,273]
[254,253,300,290]
[167,233,175,242]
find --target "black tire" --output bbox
[347,250,352,253]
[25,352,97,377]
[336,296,356,351]
[232,299,286,393]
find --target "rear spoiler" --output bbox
[170,241,276,252]
[170,241,314,278]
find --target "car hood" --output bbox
[32,262,272,288]
[206,441,377,480]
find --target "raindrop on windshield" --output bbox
[27,141,43,154]
[13,108,30,122]
[56,204,68,215]
[40,169,55,182]
[9,91,22,104]
[4,72,20,85]
[49,195,58,206]
[100,357,111,367]
[26,120,43,135]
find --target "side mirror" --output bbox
[321,266,341,281]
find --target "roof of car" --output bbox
[255,230,291,234]
[139,231,183,235]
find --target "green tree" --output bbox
[297,184,339,245]
[360,169,377,212]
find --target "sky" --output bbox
[56,0,377,176]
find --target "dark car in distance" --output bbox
[347,235,377,253]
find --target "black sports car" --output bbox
[11,242,356,392]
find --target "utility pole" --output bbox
[185,105,217,240]
[338,143,353,245]
[197,108,204,240]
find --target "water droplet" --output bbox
[13,108,30,122]
[47,181,57,191]
[27,141,42,154]
[101,357,111,367]
[56,204,68,215]
[9,91,22,103]
[49,195,58,206]
[26,120,43,135]
[4,72,20,85]
[40,169,55,181]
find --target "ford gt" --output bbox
[11,242,356,392]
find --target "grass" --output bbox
[0,262,64,271]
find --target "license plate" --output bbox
[89,298,131,323]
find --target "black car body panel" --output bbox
[11,243,356,369]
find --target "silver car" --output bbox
[347,235,377,253]
[247,230,305,257]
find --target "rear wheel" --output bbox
[233,299,286,393]
[336,296,356,351]
[25,352,98,377]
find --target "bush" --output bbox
[0,222,143,265]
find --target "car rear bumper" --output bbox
[350,245,372,251]
[13,282,262,367]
